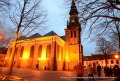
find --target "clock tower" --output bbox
[64,0,83,70]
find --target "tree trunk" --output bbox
[8,31,19,75]
[8,21,21,75]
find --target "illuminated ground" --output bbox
[0,67,115,81]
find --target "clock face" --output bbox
[71,17,75,22]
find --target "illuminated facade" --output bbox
[5,0,83,71]
[84,54,120,70]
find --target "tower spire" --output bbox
[72,0,75,6]
[68,0,80,27]
[69,0,78,15]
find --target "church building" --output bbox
[5,0,83,71]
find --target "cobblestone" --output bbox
[0,67,115,81]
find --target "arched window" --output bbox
[30,46,34,58]
[46,44,51,58]
[38,45,42,58]
[74,31,76,37]
[20,47,24,58]
[14,47,18,58]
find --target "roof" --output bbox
[83,54,119,61]
[60,36,65,41]
[92,54,104,60]
[28,33,41,39]
[84,56,92,61]
[43,31,58,36]
[18,31,65,42]
[18,36,28,40]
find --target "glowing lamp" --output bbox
[115,55,119,59]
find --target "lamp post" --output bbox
[114,54,119,66]
[115,55,119,59]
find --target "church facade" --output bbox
[5,0,83,71]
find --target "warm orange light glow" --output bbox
[22,51,29,59]
[68,60,70,62]
[65,51,69,60]
[41,48,46,59]
[19,58,22,59]
[38,58,40,60]
[115,55,119,59]
[40,58,47,60]
[5,58,7,59]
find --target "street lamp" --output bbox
[115,55,119,59]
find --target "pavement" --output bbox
[0,67,115,81]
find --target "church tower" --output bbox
[64,0,83,70]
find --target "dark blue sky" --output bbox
[42,0,96,56]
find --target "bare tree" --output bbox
[0,0,11,11]
[73,0,120,24]
[65,0,120,50]
[8,0,47,75]
[109,22,120,50]
[0,23,15,47]
[0,0,11,29]
[95,37,115,66]
[66,0,120,32]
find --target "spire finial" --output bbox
[69,0,78,15]
[72,0,75,6]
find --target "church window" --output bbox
[38,45,42,58]
[30,46,34,58]
[14,47,18,59]
[74,31,76,37]
[46,44,51,58]
[20,47,24,58]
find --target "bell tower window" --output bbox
[74,31,76,37]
